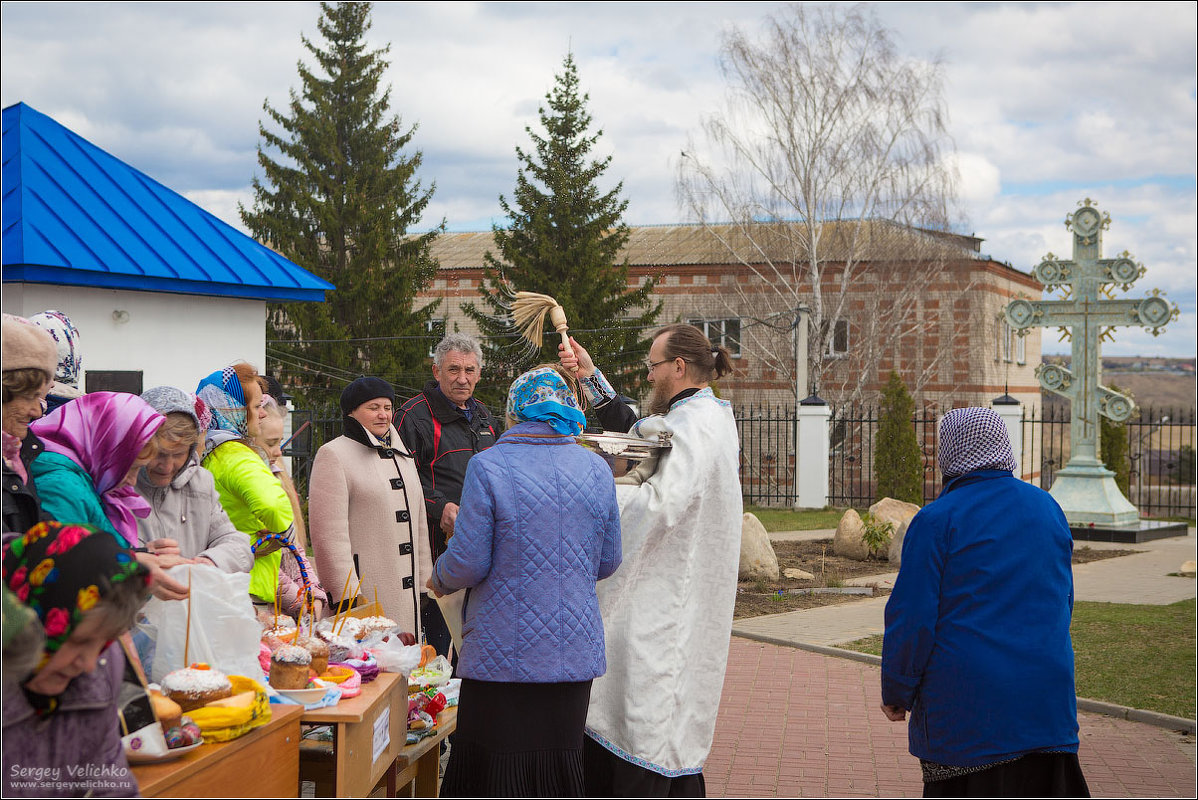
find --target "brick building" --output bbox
[418,221,1044,414]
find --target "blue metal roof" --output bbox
[2,102,333,302]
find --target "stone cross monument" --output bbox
[1005,199,1178,527]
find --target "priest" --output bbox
[560,323,742,797]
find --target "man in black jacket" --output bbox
[397,332,496,655]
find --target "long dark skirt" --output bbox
[583,737,706,798]
[439,677,592,798]
[923,752,1090,798]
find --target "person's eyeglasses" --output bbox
[644,357,686,371]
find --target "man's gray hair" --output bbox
[434,332,483,369]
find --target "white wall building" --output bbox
[2,102,330,391]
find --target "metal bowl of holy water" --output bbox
[577,430,672,478]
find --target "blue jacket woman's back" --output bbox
[431,421,621,683]
[882,470,1079,767]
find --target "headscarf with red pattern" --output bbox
[3,522,149,657]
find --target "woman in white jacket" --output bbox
[134,386,251,573]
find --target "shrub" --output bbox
[1100,384,1132,495]
[1173,444,1197,486]
[860,512,894,559]
[875,371,923,504]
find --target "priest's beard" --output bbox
[647,376,676,416]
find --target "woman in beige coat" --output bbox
[309,377,431,637]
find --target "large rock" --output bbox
[834,509,871,561]
[739,512,780,581]
[868,497,921,566]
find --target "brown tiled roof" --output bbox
[427,220,985,270]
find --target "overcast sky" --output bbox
[3,1,1195,359]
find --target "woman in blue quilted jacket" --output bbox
[428,365,622,797]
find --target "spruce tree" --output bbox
[241,1,441,408]
[463,53,660,409]
[1100,384,1132,495]
[875,371,923,504]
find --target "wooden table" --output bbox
[299,672,409,797]
[394,706,457,798]
[132,703,303,798]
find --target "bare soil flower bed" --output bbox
[734,539,1140,620]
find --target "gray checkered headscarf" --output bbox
[937,407,1017,478]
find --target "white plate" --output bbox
[277,686,327,704]
[126,740,202,764]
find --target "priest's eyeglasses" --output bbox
[644,356,688,371]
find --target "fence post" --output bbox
[991,392,1023,479]
[795,395,831,509]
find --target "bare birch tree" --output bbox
[678,3,964,404]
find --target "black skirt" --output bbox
[583,736,707,798]
[440,677,592,798]
[923,752,1090,798]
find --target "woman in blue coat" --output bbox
[881,407,1089,797]
[428,365,621,797]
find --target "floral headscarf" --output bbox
[938,407,1018,478]
[30,392,164,546]
[28,310,82,391]
[196,366,249,437]
[506,367,587,436]
[3,522,148,656]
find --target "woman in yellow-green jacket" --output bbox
[196,363,293,604]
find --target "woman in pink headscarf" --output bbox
[28,392,164,547]
[27,393,190,602]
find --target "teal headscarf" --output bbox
[506,367,587,436]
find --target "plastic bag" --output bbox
[368,637,422,675]
[141,564,263,683]
[435,591,464,653]
[188,675,271,741]
[408,655,452,690]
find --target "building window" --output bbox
[995,315,1025,365]
[822,319,849,357]
[688,318,741,356]
[85,370,143,395]
[997,315,1020,364]
[426,318,446,357]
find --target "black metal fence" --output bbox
[287,404,1197,520]
[1025,405,1196,518]
[735,403,1196,518]
[735,405,796,507]
[281,409,341,498]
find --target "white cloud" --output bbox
[3,1,1193,358]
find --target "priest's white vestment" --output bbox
[584,388,742,776]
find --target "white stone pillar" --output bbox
[991,394,1023,479]
[795,398,832,509]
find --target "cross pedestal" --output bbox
[1005,200,1178,528]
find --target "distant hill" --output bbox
[1041,356,1195,412]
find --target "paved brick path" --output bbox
[706,637,1197,798]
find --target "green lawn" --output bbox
[840,598,1196,719]
[744,505,854,532]
[1070,599,1195,719]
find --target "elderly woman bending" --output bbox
[135,386,251,573]
[881,407,1089,797]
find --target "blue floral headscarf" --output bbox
[506,367,587,436]
[196,366,249,437]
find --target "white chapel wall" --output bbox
[3,283,266,393]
